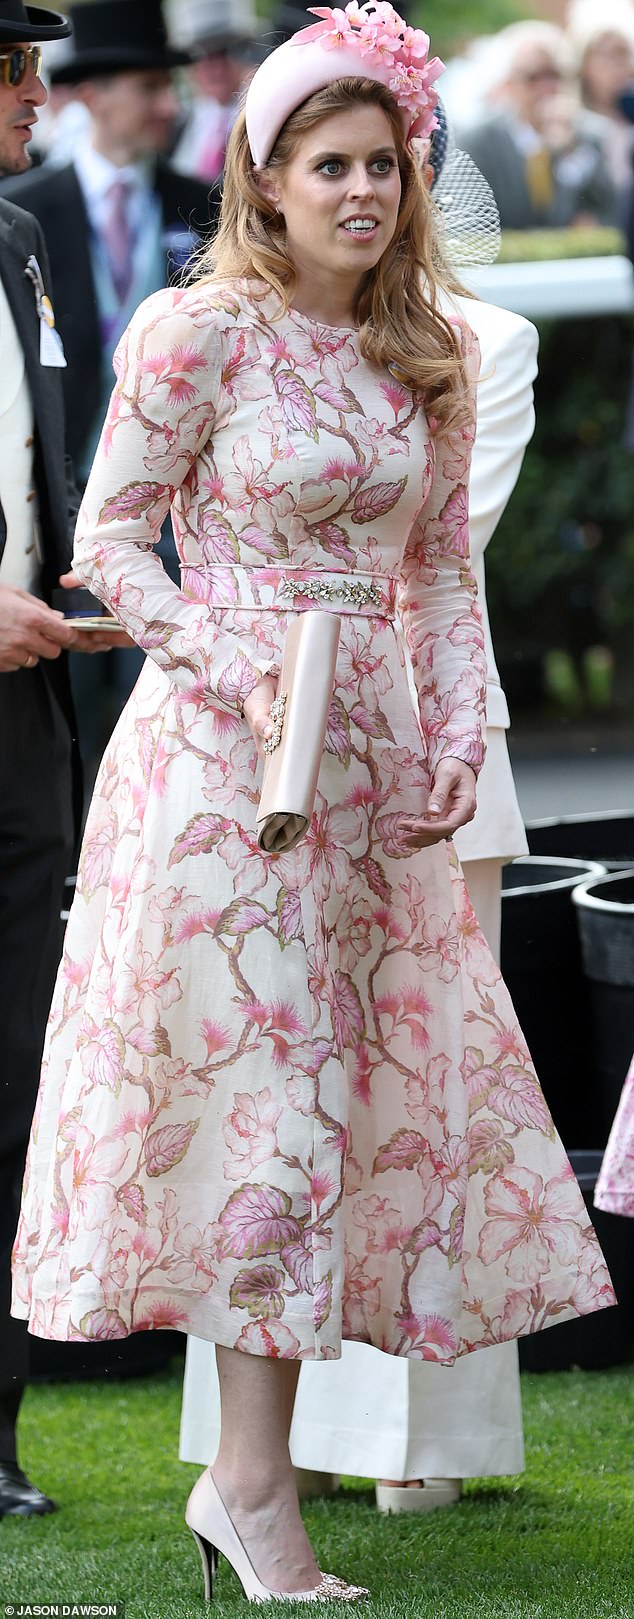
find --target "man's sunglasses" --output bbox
[0,44,43,88]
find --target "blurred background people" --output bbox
[460,21,616,230]
[170,0,259,185]
[567,0,634,219]
[1,0,220,791]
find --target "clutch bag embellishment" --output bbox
[256,610,341,855]
[263,693,287,755]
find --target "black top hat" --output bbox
[50,0,191,84]
[0,1,71,41]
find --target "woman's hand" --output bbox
[400,758,477,850]
[243,674,278,760]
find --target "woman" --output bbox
[567,0,634,213]
[11,3,615,1603]
[595,1053,634,1216]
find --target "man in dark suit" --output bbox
[0,0,124,1518]
[1,0,219,477]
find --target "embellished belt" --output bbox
[180,564,397,619]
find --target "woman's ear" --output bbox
[254,166,281,211]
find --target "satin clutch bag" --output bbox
[256,610,341,855]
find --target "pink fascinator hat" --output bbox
[245,1,445,166]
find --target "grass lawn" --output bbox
[0,1358,632,1619]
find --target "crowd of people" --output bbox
[0,0,632,1606]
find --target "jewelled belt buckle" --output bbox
[279,575,382,609]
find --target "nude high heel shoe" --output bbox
[185,1467,368,1604]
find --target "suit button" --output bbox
[25,435,35,447]
[26,491,36,503]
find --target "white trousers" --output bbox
[179,856,524,1480]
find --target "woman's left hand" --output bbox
[400,758,477,850]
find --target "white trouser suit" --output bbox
[179,298,539,1482]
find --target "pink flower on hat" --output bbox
[298,2,445,141]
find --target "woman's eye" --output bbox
[319,160,342,176]
[373,158,395,173]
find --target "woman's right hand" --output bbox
[243,674,278,760]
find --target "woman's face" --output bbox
[583,32,634,112]
[264,103,403,291]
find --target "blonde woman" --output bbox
[12,4,614,1602]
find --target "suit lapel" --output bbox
[0,210,64,456]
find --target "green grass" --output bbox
[0,1359,633,1619]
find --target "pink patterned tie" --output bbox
[103,178,133,303]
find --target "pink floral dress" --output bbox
[11,280,615,1358]
[595,1053,634,1217]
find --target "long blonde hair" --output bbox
[193,77,469,431]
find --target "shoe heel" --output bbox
[189,1526,219,1602]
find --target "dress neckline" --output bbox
[286,303,360,336]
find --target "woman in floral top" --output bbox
[11,4,615,1602]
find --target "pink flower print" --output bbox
[141,342,207,406]
[245,1000,309,1069]
[78,805,118,899]
[218,436,294,532]
[304,799,363,897]
[173,1222,218,1289]
[352,1194,402,1254]
[78,1017,126,1094]
[337,902,373,973]
[70,1125,129,1233]
[418,912,460,983]
[409,1313,457,1363]
[570,1240,616,1315]
[200,1019,232,1058]
[462,1048,504,1116]
[479,1167,586,1285]
[379,377,411,417]
[230,1262,287,1319]
[405,1052,453,1126]
[234,1319,301,1357]
[487,1067,554,1136]
[468,1120,515,1176]
[375,985,434,1054]
[133,1299,191,1332]
[217,826,268,896]
[223,1087,284,1182]
[219,329,270,405]
[302,1169,339,1216]
[117,938,182,1028]
[342,1253,381,1338]
[338,623,393,709]
[286,1069,316,1115]
[215,1183,301,1261]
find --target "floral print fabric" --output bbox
[12,280,615,1357]
[595,1054,634,1217]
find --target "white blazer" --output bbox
[444,294,539,863]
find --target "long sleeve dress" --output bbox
[11,277,615,1358]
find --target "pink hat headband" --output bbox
[245,2,444,167]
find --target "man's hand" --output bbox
[400,758,478,849]
[58,571,135,652]
[0,582,77,672]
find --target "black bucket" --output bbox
[501,858,606,1149]
[518,1150,633,1371]
[573,869,634,1144]
[527,812,634,873]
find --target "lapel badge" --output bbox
[24,254,66,368]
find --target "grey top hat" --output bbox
[0,0,71,41]
[50,0,191,84]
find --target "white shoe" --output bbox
[186,1467,368,1603]
[375,1478,462,1514]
